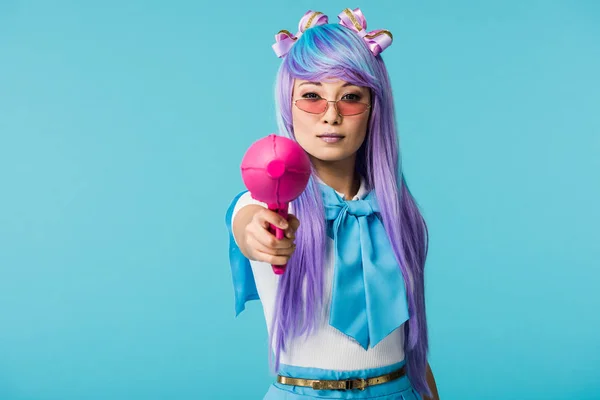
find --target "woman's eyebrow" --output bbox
[298,82,360,88]
[298,81,321,87]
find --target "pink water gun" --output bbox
[241,134,311,274]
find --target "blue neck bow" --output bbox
[319,183,410,349]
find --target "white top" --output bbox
[231,177,405,370]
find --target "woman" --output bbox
[226,8,440,400]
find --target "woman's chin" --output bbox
[308,149,355,164]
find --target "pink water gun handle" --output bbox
[267,203,289,275]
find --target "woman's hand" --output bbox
[243,208,300,266]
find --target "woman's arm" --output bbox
[423,361,440,400]
[232,204,264,259]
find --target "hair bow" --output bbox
[272,10,328,58]
[337,8,393,57]
[271,8,393,58]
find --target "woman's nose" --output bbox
[322,101,341,124]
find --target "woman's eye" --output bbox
[302,92,320,99]
[342,93,361,101]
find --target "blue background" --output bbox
[1,1,599,399]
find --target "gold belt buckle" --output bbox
[348,378,368,391]
[311,377,367,391]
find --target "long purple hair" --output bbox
[269,23,431,398]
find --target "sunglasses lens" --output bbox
[295,99,369,116]
[295,99,327,114]
[337,100,369,116]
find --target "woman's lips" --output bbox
[318,134,344,143]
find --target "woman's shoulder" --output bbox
[233,191,267,211]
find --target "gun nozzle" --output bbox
[266,159,286,179]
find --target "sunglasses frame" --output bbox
[293,98,372,117]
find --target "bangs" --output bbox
[283,24,377,89]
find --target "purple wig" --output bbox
[269,23,431,398]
